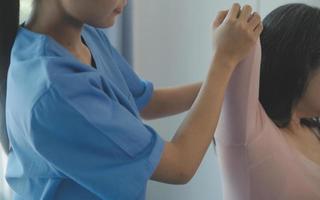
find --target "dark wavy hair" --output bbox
[259,3,320,131]
[0,0,20,154]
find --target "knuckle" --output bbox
[227,18,236,24]
[254,13,261,21]
[247,29,253,36]
[253,17,260,24]
[257,14,261,20]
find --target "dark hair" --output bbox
[259,3,320,130]
[0,0,20,154]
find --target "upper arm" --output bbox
[29,76,164,199]
[215,41,265,145]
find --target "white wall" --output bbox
[132,0,319,200]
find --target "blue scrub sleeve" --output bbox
[110,45,154,111]
[96,29,154,111]
[98,34,154,111]
[29,75,164,200]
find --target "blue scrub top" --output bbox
[5,24,165,200]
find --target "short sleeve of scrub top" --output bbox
[6,24,165,200]
[31,77,164,200]
[95,29,154,111]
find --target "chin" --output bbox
[88,22,115,29]
[104,20,116,28]
[87,17,117,28]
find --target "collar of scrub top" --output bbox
[19,22,99,71]
[81,37,97,69]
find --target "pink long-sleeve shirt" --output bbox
[215,41,320,200]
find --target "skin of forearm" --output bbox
[151,56,236,184]
[140,82,202,120]
[172,59,234,179]
[151,2,263,184]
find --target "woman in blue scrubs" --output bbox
[0,1,263,199]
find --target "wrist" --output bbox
[210,53,238,75]
[212,50,239,68]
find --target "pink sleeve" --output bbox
[215,40,266,145]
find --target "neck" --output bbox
[25,1,85,53]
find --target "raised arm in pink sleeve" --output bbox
[215,40,263,145]
[214,40,320,200]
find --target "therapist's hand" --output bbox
[212,4,263,67]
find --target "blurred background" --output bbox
[1,0,319,199]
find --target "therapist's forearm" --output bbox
[151,3,262,184]
[151,55,236,184]
[140,83,202,120]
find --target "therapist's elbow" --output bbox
[152,143,197,185]
[175,167,196,184]
[139,105,161,120]
[139,111,154,120]
[153,165,194,185]
[172,147,198,184]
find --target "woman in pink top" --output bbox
[215,3,320,200]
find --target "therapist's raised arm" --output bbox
[151,4,263,184]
